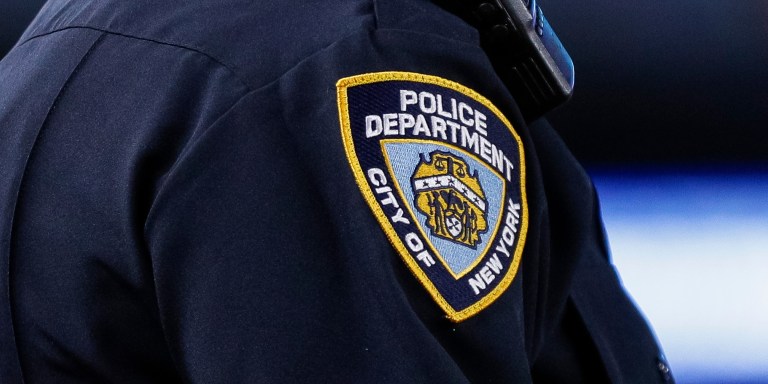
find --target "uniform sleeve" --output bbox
[143,23,531,382]
[526,120,671,383]
[143,14,667,384]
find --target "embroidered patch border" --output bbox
[337,71,528,322]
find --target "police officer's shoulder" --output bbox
[20,0,380,89]
[374,0,479,44]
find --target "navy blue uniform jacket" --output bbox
[0,0,670,382]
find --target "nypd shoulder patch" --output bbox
[337,72,528,322]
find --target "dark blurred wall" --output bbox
[541,0,768,164]
[3,1,768,165]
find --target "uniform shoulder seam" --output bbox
[18,25,254,93]
[371,0,380,30]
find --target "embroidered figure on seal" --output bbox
[411,151,488,248]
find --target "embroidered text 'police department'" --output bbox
[337,72,528,322]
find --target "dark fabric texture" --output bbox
[0,0,668,382]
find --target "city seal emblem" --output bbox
[337,72,528,322]
[412,150,489,249]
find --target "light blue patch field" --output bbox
[382,140,505,278]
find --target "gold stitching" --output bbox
[337,71,529,322]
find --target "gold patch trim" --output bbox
[336,71,529,322]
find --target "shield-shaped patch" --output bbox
[337,72,528,322]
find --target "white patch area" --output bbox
[364,88,515,182]
[446,216,463,237]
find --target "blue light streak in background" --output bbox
[591,166,768,384]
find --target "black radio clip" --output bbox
[442,0,575,122]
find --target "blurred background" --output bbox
[544,1,768,165]
[541,1,768,383]
[3,1,767,382]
